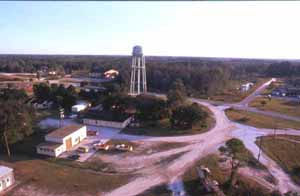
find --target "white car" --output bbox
[69,114,78,119]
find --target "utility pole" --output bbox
[3,131,11,157]
[273,122,277,139]
[59,107,64,128]
[257,137,263,162]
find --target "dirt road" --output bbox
[106,79,300,195]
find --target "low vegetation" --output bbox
[183,152,271,196]
[0,157,132,196]
[183,154,229,196]
[250,96,300,118]
[137,184,171,196]
[210,78,269,103]
[256,136,300,184]
[225,108,300,129]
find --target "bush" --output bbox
[170,104,208,129]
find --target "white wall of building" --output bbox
[38,126,87,157]
[83,117,132,129]
[0,169,14,192]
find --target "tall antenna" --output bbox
[129,45,147,96]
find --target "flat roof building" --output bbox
[0,166,14,193]
[37,125,87,157]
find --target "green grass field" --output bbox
[0,156,132,196]
[210,78,269,103]
[249,97,300,118]
[256,136,300,184]
[225,108,300,130]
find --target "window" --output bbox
[7,178,9,182]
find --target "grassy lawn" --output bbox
[35,109,59,121]
[0,155,132,196]
[137,184,171,196]
[256,136,300,184]
[249,97,300,118]
[210,78,269,103]
[261,79,284,96]
[183,154,229,196]
[225,108,300,130]
[122,106,215,137]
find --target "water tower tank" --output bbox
[132,45,143,57]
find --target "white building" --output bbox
[71,101,90,113]
[241,82,254,92]
[37,125,87,157]
[83,117,132,129]
[0,166,14,193]
[83,111,132,129]
[104,69,119,79]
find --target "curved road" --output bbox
[105,79,300,195]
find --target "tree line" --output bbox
[0,54,289,97]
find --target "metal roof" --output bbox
[0,166,13,177]
[46,125,85,139]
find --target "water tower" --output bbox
[129,45,147,96]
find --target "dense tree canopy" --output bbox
[0,54,292,98]
[135,94,169,122]
[0,89,35,156]
[170,103,208,129]
[33,83,76,110]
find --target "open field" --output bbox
[256,136,300,184]
[0,155,133,196]
[261,79,284,95]
[210,78,269,103]
[249,97,300,118]
[122,106,215,137]
[225,108,300,130]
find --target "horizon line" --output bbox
[0,53,299,62]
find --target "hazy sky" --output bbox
[1,1,300,59]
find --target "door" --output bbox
[0,180,3,191]
[66,138,72,150]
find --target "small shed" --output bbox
[0,166,14,193]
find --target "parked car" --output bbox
[69,114,78,119]
[68,154,80,160]
[93,142,110,151]
[77,146,89,153]
[115,144,133,152]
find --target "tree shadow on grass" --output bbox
[236,117,250,123]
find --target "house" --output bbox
[0,166,14,193]
[104,69,119,79]
[241,82,254,92]
[33,100,53,109]
[83,111,132,129]
[37,125,87,157]
[71,101,91,113]
[80,85,106,93]
[89,72,103,78]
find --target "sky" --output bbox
[1,1,300,59]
